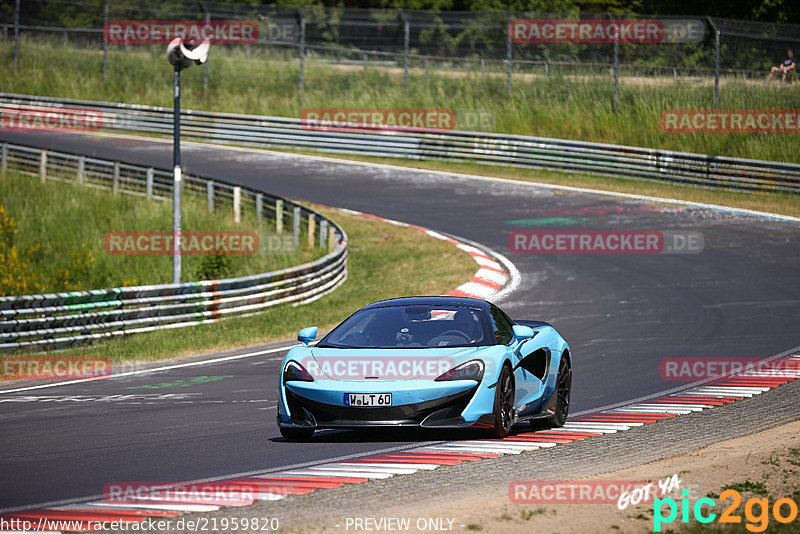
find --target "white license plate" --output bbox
[344,393,392,407]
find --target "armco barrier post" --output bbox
[77,155,85,183]
[276,199,284,234]
[112,161,120,194]
[256,193,263,223]
[207,181,214,212]
[293,206,300,246]
[146,168,153,199]
[233,186,241,223]
[39,150,47,182]
[308,213,316,249]
[320,219,328,248]
[328,228,335,253]
[1,143,7,176]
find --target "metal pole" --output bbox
[203,7,210,92]
[502,11,512,95]
[102,0,108,83]
[714,31,720,108]
[172,66,182,284]
[298,11,306,101]
[610,13,619,113]
[13,0,19,71]
[399,9,409,91]
[707,17,720,109]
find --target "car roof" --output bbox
[362,296,491,311]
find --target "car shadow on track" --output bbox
[268,423,543,444]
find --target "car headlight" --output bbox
[283,361,314,383]
[435,359,484,382]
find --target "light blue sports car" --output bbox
[276,296,571,441]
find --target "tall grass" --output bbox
[2,39,798,163]
[0,170,322,295]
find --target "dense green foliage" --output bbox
[2,0,797,24]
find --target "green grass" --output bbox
[721,480,770,495]
[0,170,322,296]
[2,39,799,163]
[42,204,477,364]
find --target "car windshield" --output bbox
[317,305,490,348]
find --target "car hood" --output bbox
[302,346,485,381]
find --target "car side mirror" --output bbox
[512,324,534,341]
[298,326,318,346]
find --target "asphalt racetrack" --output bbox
[1,130,798,512]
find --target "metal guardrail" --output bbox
[1,92,798,194]
[0,141,348,352]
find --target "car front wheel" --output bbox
[491,365,515,438]
[545,356,571,427]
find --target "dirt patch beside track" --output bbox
[424,419,800,533]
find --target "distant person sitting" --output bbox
[768,49,796,82]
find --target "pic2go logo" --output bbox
[654,489,799,532]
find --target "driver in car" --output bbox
[452,310,481,343]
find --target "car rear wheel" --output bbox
[545,356,571,427]
[491,365,515,438]
[280,426,315,442]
